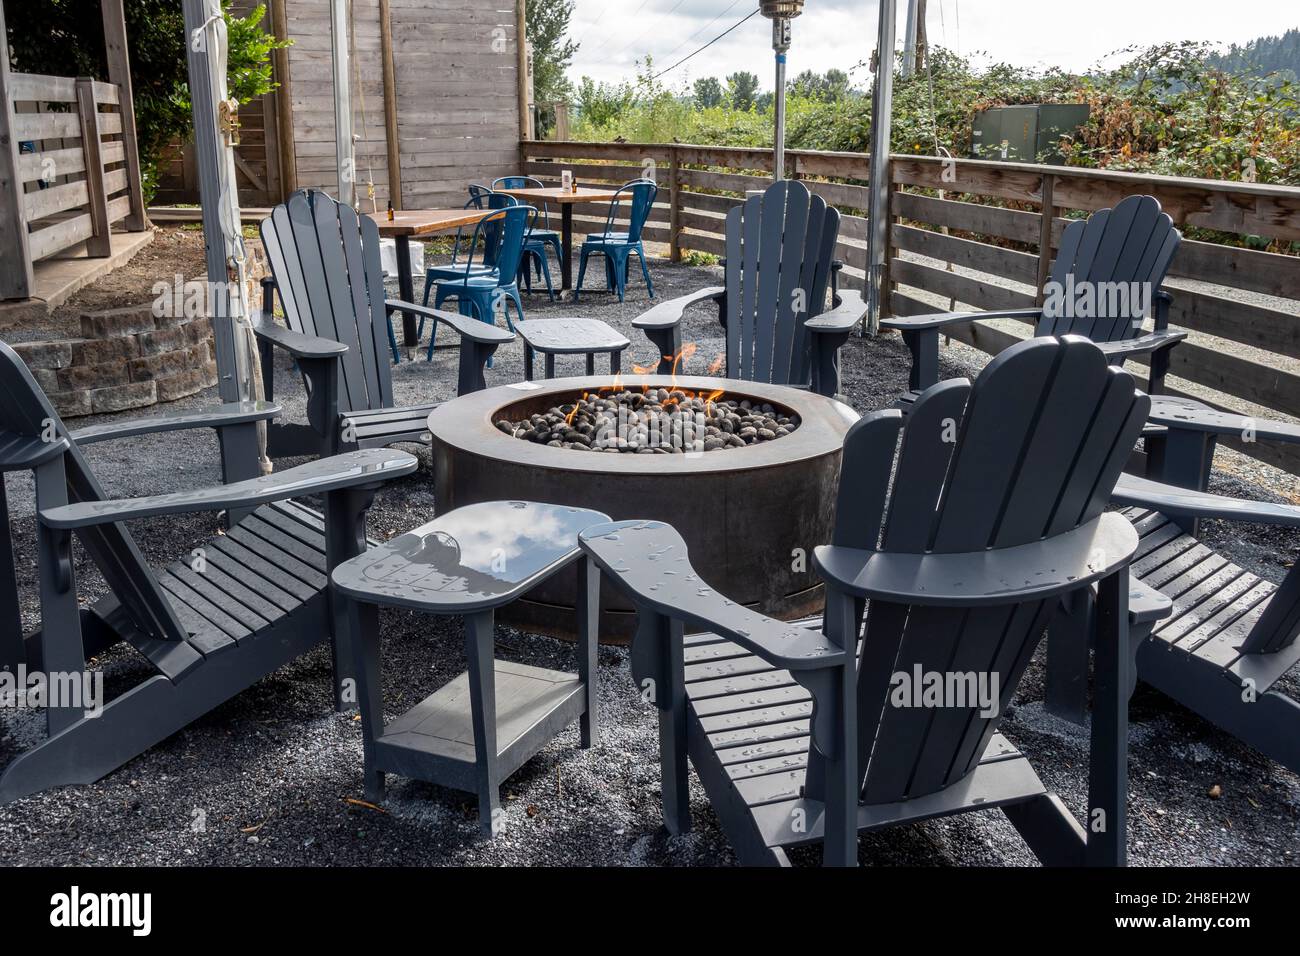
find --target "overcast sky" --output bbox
[567,1,1299,90]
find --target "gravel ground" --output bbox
[1,251,1298,866]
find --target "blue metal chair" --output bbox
[418,191,520,348]
[493,175,564,293]
[427,204,536,361]
[420,186,498,300]
[576,179,657,303]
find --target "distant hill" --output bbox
[1206,29,1300,83]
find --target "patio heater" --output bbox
[759,0,804,182]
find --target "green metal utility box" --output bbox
[971,104,1089,164]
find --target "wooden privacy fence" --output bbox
[520,139,1300,475]
[0,71,147,300]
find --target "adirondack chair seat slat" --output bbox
[744,736,1047,851]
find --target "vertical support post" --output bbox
[878,176,898,318]
[349,599,386,801]
[182,0,247,469]
[900,0,919,77]
[0,483,25,669]
[668,146,681,263]
[656,612,690,836]
[1035,172,1056,303]
[465,609,502,836]
[576,555,600,748]
[330,0,354,207]
[324,484,375,710]
[771,18,789,183]
[100,0,147,230]
[516,0,532,141]
[0,0,34,300]
[269,0,297,197]
[1087,566,1130,867]
[864,0,898,334]
[378,0,401,209]
[33,457,86,737]
[75,79,113,258]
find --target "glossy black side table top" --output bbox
[332,500,611,613]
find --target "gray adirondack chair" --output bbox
[632,179,865,399]
[1046,417,1300,776]
[257,189,514,458]
[0,340,417,803]
[883,194,1184,399]
[580,335,1163,866]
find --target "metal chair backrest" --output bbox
[461,203,536,287]
[601,179,658,244]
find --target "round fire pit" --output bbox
[427,375,858,641]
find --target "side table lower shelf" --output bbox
[371,661,588,796]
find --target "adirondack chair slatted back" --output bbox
[836,336,1150,804]
[261,190,394,415]
[1038,195,1181,342]
[0,342,190,644]
[724,180,839,387]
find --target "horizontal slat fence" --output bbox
[522,140,1300,476]
[2,71,142,297]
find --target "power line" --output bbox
[652,8,761,81]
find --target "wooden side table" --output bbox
[516,317,631,380]
[331,501,608,836]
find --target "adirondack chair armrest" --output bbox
[1094,329,1187,360]
[1113,473,1300,529]
[383,299,514,344]
[68,401,281,446]
[252,317,349,360]
[39,448,417,530]
[812,513,1140,607]
[806,288,867,335]
[631,286,725,331]
[1127,577,1173,627]
[1145,397,1300,447]
[578,520,849,671]
[880,307,1043,333]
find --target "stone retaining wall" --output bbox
[10,305,218,418]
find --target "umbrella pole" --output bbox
[182,0,264,490]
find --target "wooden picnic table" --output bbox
[492,186,622,293]
[368,208,494,351]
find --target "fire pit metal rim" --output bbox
[427,375,859,476]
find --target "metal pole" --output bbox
[331,0,355,207]
[772,18,790,182]
[864,0,897,334]
[901,0,918,78]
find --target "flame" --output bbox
[706,352,725,376]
